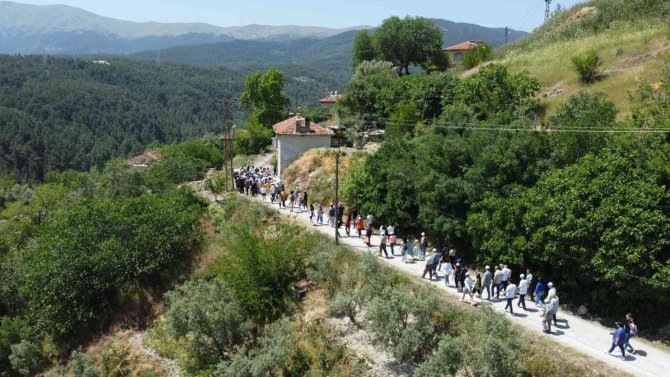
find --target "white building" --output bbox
[273,115,334,177]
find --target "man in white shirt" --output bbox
[461,272,475,305]
[504,280,517,315]
[517,274,529,310]
[501,264,512,290]
[544,282,558,325]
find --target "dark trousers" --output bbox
[608,343,625,356]
[422,264,433,279]
[493,283,501,298]
[357,228,362,237]
[505,298,514,314]
[390,243,395,255]
[517,294,527,309]
[379,244,388,258]
[484,285,491,299]
[501,280,508,291]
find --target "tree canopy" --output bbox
[240,67,290,128]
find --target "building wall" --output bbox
[277,134,332,177]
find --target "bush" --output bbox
[413,334,466,377]
[21,190,205,342]
[9,341,46,377]
[366,286,442,362]
[68,350,99,377]
[571,51,601,84]
[233,122,273,156]
[164,278,253,367]
[0,316,29,373]
[462,43,494,69]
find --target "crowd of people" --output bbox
[231,161,640,361]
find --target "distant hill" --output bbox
[0,56,344,182]
[0,1,366,54]
[130,20,526,83]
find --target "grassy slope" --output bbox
[495,0,670,118]
[502,26,668,117]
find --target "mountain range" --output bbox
[0,1,526,57]
[0,1,366,54]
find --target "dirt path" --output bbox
[226,192,670,377]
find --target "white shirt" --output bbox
[526,273,533,285]
[545,287,557,303]
[518,279,529,295]
[387,225,395,235]
[502,268,511,281]
[506,284,517,299]
[464,276,474,290]
[443,262,453,275]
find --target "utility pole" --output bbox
[545,0,553,23]
[505,26,509,44]
[334,151,340,245]
[216,98,237,191]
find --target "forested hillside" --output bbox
[328,3,670,335]
[0,56,336,182]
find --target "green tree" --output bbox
[240,67,290,128]
[462,43,493,69]
[350,30,377,69]
[373,16,443,75]
[454,64,540,120]
[165,278,253,365]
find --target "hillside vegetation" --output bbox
[498,0,670,115]
[0,56,336,182]
[335,8,670,336]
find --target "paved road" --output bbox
[234,192,670,377]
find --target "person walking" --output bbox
[458,264,468,292]
[389,233,397,255]
[503,280,517,315]
[379,232,389,258]
[422,253,435,280]
[474,273,482,299]
[328,204,335,227]
[364,224,373,247]
[461,272,476,305]
[526,269,534,295]
[623,313,637,353]
[420,232,428,260]
[430,248,442,278]
[309,203,315,223]
[355,216,364,237]
[493,266,503,299]
[483,266,493,300]
[454,263,462,290]
[608,322,627,360]
[402,237,412,263]
[366,213,374,227]
[544,282,557,324]
[344,214,352,237]
[542,295,558,333]
[412,240,421,263]
[443,260,453,287]
[534,278,546,307]
[517,274,528,310]
[316,203,324,225]
[501,264,511,291]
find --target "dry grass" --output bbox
[500,25,669,117]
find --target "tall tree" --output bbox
[351,30,377,69]
[373,16,443,75]
[240,67,290,128]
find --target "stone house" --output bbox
[272,115,334,177]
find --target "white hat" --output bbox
[432,248,437,252]
[466,272,470,276]
[520,274,525,279]
[421,232,425,236]
[548,282,554,287]
[485,265,490,270]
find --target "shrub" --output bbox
[69,350,99,377]
[164,278,253,367]
[462,43,494,69]
[413,334,466,377]
[0,316,29,373]
[9,340,46,377]
[571,51,601,84]
[366,286,442,362]
[21,190,205,342]
[233,121,273,156]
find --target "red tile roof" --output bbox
[318,94,342,104]
[273,116,334,136]
[445,40,482,51]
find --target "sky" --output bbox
[15,0,587,32]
